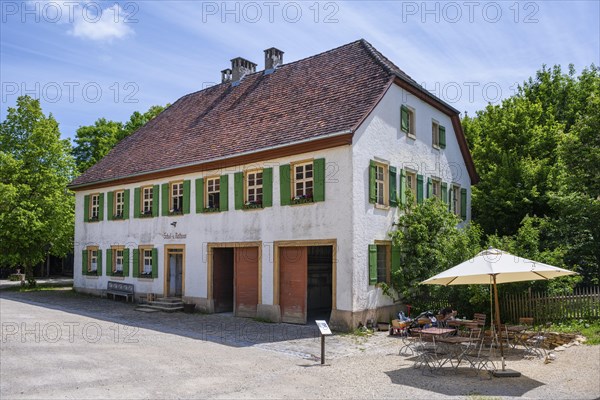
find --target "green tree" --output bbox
[388,195,482,308]
[73,104,167,172]
[0,96,76,284]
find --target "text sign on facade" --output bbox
[315,320,332,336]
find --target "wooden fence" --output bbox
[502,286,600,323]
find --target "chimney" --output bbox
[221,68,232,83]
[264,47,284,70]
[231,57,257,82]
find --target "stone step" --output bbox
[137,304,184,312]
[155,297,184,303]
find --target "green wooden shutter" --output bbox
[97,250,102,276]
[98,193,104,221]
[389,166,398,207]
[369,160,376,204]
[368,244,377,285]
[439,126,446,149]
[83,195,90,222]
[313,158,325,202]
[106,249,112,276]
[441,182,448,204]
[219,174,228,211]
[197,178,205,212]
[152,248,158,278]
[123,248,130,277]
[133,188,140,218]
[123,189,130,219]
[399,169,406,206]
[449,186,454,213]
[400,105,409,133]
[183,180,191,214]
[417,174,424,204]
[152,185,160,217]
[262,168,273,208]
[234,172,244,210]
[107,191,114,221]
[391,245,401,274]
[280,164,291,206]
[132,249,139,278]
[161,183,169,216]
[427,177,433,199]
[82,249,88,275]
[460,188,467,220]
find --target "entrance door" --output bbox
[279,247,308,324]
[213,248,234,313]
[234,247,259,317]
[167,250,183,297]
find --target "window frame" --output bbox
[169,181,184,214]
[89,193,100,221]
[245,169,263,206]
[405,170,417,203]
[452,184,461,216]
[374,162,389,207]
[432,178,442,199]
[291,160,314,203]
[112,245,125,275]
[114,190,125,219]
[139,245,154,277]
[374,241,391,285]
[141,186,153,216]
[87,246,99,273]
[406,106,416,139]
[432,119,440,149]
[205,176,221,210]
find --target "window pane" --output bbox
[377,245,387,283]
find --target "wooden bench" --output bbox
[105,281,135,302]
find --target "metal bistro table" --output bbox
[415,328,457,373]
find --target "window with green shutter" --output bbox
[290,161,315,205]
[219,174,229,211]
[182,180,191,214]
[417,174,424,204]
[262,168,273,208]
[195,178,204,213]
[369,160,377,204]
[83,195,90,222]
[81,249,88,275]
[106,248,112,276]
[152,248,158,278]
[234,172,244,210]
[313,158,325,202]
[152,185,160,217]
[279,164,291,206]
[441,182,448,204]
[368,244,377,285]
[389,166,397,207]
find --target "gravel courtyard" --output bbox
[1,289,599,399]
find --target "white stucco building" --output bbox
[69,40,477,330]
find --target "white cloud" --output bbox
[68,4,134,42]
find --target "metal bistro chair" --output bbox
[525,322,550,359]
[413,334,444,375]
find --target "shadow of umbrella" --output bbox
[385,366,545,397]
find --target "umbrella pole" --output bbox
[491,275,520,377]
[492,275,505,370]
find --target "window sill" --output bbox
[406,133,416,140]
[291,197,314,206]
[374,204,390,210]
[84,274,99,279]
[432,144,440,150]
[168,211,184,216]
[137,277,155,281]
[86,219,100,223]
[138,213,154,219]
[109,275,125,280]
[202,207,220,213]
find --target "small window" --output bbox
[113,248,124,274]
[88,248,98,272]
[375,163,388,206]
[170,182,183,213]
[206,177,220,209]
[114,190,124,218]
[293,162,313,200]
[452,185,461,215]
[432,120,440,148]
[432,178,442,199]
[376,245,388,283]
[90,194,100,220]
[401,105,416,138]
[246,170,263,205]
[406,171,417,203]
[142,186,153,215]
[141,248,153,276]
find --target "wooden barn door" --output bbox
[279,247,308,324]
[234,247,259,317]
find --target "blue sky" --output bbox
[1,1,599,141]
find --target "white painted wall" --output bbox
[74,145,356,310]
[351,83,472,312]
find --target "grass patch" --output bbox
[2,283,73,293]
[252,317,275,324]
[548,319,600,345]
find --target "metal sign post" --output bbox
[315,320,332,365]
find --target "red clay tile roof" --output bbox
[70,39,472,188]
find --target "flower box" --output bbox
[291,195,314,205]
[203,207,220,213]
[242,202,263,210]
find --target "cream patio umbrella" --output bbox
[421,247,577,377]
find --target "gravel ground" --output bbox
[1,289,599,399]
